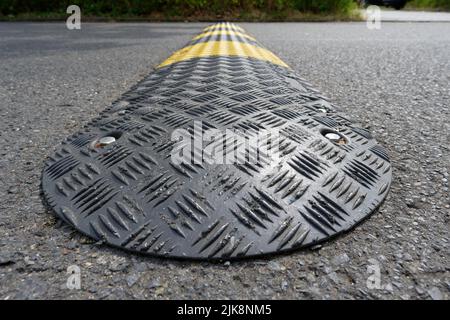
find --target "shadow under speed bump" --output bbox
[42,22,392,260]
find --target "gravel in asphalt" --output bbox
[0,21,448,299]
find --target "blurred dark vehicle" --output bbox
[359,0,408,9]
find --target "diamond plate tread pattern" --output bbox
[42,23,392,260]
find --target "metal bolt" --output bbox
[95,136,116,148]
[325,132,341,141]
[324,132,347,145]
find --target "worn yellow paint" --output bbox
[192,30,256,42]
[158,23,289,68]
[203,22,244,33]
[158,41,288,68]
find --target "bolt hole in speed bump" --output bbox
[42,23,392,260]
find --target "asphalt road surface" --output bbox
[0,21,449,300]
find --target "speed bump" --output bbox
[42,23,392,260]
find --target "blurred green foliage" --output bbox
[408,0,450,9]
[0,0,357,16]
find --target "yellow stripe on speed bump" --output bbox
[192,30,256,42]
[158,41,288,68]
[158,23,289,69]
[203,22,244,33]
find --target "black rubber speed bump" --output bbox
[42,23,392,260]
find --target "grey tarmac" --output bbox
[0,21,448,299]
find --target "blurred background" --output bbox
[1,0,449,21]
